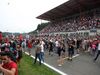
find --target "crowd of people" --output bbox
[0,33,23,75]
[0,32,47,75]
[0,30,100,75]
[40,10,100,34]
[34,35,100,66]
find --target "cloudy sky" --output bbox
[0,0,68,33]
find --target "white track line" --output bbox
[72,54,80,58]
[25,52,67,75]
[63,54,80,60]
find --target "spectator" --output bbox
[0,51,18,75]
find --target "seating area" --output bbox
[40,10,100,34]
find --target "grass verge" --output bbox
[18,53,60,75]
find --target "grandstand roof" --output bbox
[36,0,100,21]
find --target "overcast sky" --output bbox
[0,0,68,33]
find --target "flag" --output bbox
[19,34,23,41]
[0,32,2,41]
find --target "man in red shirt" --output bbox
[0,51,18,75]
[27,40,32,56]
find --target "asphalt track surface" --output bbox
[25,48,100,75]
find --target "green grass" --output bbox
[18,53,60,75]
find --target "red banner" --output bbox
[0,32,2,41]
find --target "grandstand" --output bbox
[36,0,100,37]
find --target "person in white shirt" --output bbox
[55,40,60,53]
[21,39,26,52]
[40,39,45,62]
[94,42,100,61]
